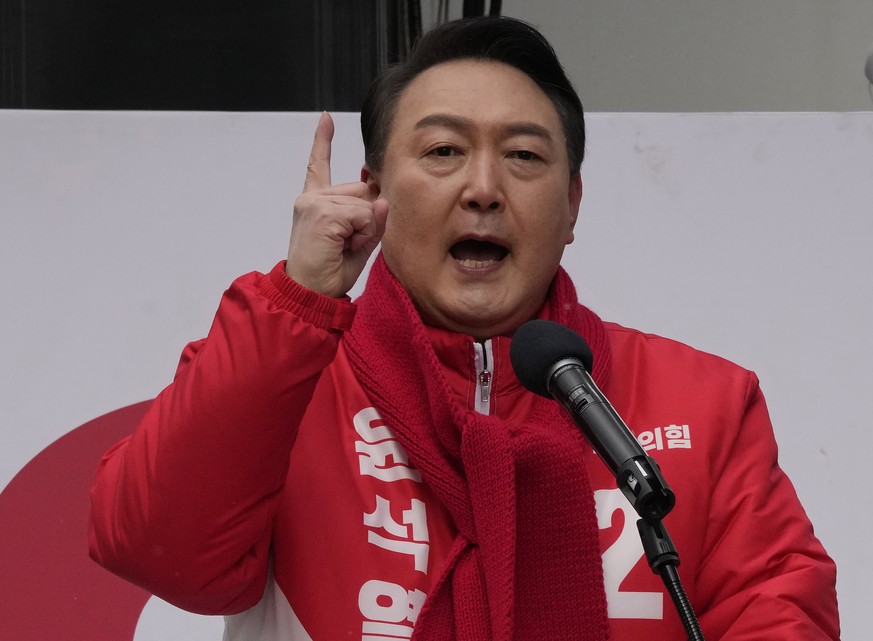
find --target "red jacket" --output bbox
[89,262,839,640]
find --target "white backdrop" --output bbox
[1,110,870,639]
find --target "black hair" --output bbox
[360,16,585,176]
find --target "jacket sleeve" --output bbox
[696,372,839,640]
[88,261,357,615]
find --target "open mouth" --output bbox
[449,239,510,269]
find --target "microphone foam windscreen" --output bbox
[510,319,594,397]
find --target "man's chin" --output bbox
[433,309,528,340]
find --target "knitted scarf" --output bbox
[345,255,610,641]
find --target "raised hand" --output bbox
[285,112,389,298]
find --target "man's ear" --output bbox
[566,173,583,245]
[361,165,381,197]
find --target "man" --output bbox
[89,16,839,641]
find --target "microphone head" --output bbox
[510,319,594,397]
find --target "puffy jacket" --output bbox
[89,262,839,640]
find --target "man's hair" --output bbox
[361,16,586,176]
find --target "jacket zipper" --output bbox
[475,339,493,415]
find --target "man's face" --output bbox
[369,59,582,339]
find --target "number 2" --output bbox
[594,488,663,620]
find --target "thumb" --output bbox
[349,198,390,255]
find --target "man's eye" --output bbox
[510,150,538,161]
[429,146,457,157]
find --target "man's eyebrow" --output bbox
[414,114,554,141]
[504,122,553,140]
[414,114,474,132]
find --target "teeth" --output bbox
[457,258,498,268]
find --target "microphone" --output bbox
[510,319,675,522]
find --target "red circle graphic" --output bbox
[0,402,154,640]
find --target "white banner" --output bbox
[1,110,870,640]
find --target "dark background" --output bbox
[0,0,430,111]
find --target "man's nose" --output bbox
[461,155,504,212]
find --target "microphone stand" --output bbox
[637,518,705,641]
[623,458,705,641]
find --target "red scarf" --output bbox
[345,255,610,641]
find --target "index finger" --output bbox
[303,112,334,192]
